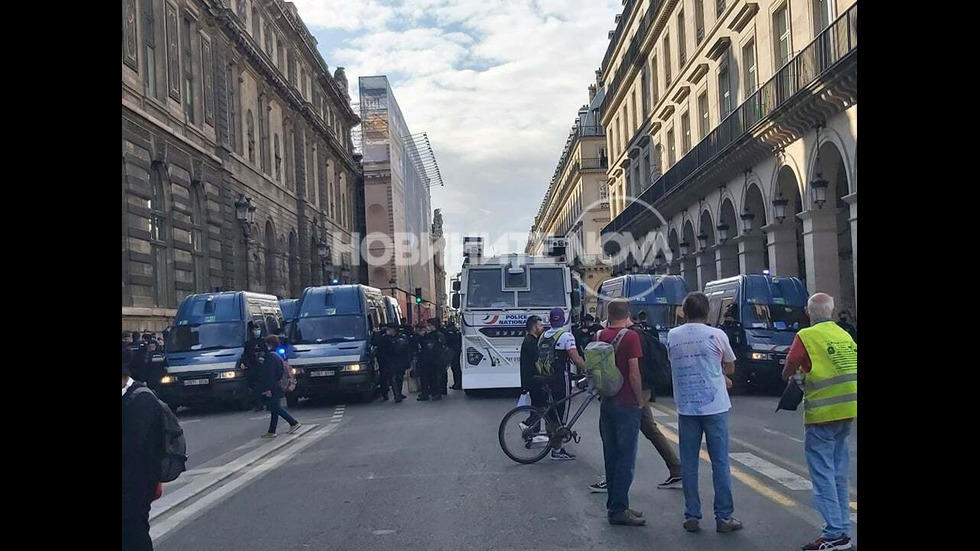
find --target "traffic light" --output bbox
[415,287,423,304]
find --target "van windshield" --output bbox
[631,304,685,330]
[742,304,809,331]
[166,322,246,352]
[291,315,366,344]
[517,268,566,307]
[466,269,513,308]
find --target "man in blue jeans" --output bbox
[596,299,646,526]
[783,293,857,551]
[667,292,743,534]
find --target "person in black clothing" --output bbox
[380,323,411,402]
[257,335,301,438]
[573,315,596,354]
[444,322,463,390]
[122,347,162,551]
[243,321,267,412]
[520,315,544,393]
[418,319,447,401]
[427,318,449,396]
[372,327,393,401]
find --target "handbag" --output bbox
[775,376,804,412]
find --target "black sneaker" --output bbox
[381,394,389,402]
[801,535,852,550]
[394,396,404,403]
[550,449,575,461]
[683,518,700,532]
[657,475,683,489]
[588,479,608,493]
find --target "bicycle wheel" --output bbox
[499,405,552,464]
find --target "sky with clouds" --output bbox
[292,0,621,273]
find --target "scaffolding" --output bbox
[402,132,444,188]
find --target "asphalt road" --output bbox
[152,386,858,551]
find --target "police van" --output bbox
[703,274,809,393]
[596,274,689,392]
[159,291,283,411]
[284,285,389,406]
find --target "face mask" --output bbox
[253,330,261,338]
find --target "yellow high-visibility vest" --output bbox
[798,321,857,424]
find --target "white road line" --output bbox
[730,452,813,491]
[762,426,804,443]
[649,408,670,418]
[151,425,334,542]
[180,419,201,424]
[150,424,317,521]
[664,421,678,430]
[249,415,267,420]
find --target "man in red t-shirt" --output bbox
[596,298,646,526]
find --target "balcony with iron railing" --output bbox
[603,3,857,236]
[600,1,668,118]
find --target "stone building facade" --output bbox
[122,0,363,332]
[599,0,857,315]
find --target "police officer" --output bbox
[243,321,268,411]
[373,324,394,401]
[443,321,463,391]
[127,331,150,383]
[382,323,411,403]
[418,318,447,401]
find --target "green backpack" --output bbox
[536,329,566,376]
[584,328,629,397]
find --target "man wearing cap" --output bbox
[538,307,587,461]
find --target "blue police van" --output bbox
[159,291,283,411]
[596,274,690,392]
[703,274,809,393]
[284,285,390,406]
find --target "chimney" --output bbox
[588,84,597,102]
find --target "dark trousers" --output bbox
[389,365,407,398]
[264,392,298,433]
[439,363,449,394]
[378,360,392,397]
[528,371,569,441]
[450,351,462,388]
[599,401,643,516]
[122,492,153,551]
[418,362,437,397]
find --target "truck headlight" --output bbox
[217,371,239,379]
[344,363,363,372]
[160,375,177,385]
[290,367,304,376]
[750,352,771,361]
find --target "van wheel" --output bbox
[286,394,299,409]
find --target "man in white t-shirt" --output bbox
[667,292,743,535]
[537,307,586,461]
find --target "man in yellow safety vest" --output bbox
[783,293,857,551]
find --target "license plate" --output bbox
[184,379,210,386]
[310,370,335,377]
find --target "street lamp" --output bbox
[810,172,829,209]
[740,211,756,234]
[772,196,789,223]
[716,223,730,244]
[235,195,256,289]
[697,232,709,250]
[679,240,691,256]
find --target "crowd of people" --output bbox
[519,292,857,551]
[373,317,463,402]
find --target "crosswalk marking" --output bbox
[729,452,813,491]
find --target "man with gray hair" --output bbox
[783,293,857,551]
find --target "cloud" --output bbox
[293,0,622,272]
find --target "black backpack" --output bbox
[633,326,671,391]
[125,386,188,483]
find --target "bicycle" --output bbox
[498,373,598,464]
